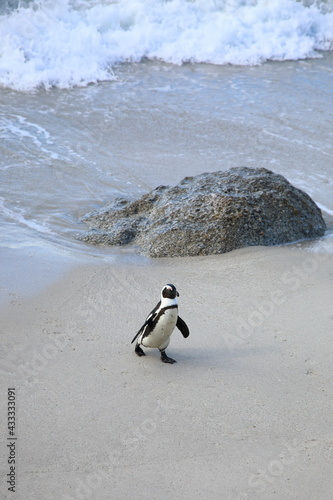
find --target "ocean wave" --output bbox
[1,0,333,91]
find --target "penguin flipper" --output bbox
[131,324,145,344]
[131,301,161,344]
[176,316,189,338]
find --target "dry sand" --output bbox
[1,244,333,500]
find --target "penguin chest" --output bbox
[142,308,178,349]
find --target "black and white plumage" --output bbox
[131,284,189,364]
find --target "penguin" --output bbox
[131,284,189,364]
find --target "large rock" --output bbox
[79,167,326,257]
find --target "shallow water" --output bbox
[1,9,333,302]
[1,56,333,241]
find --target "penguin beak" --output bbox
[177,291,179,296]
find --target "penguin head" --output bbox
[162,284,179,299]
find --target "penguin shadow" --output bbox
[170,347,238,370]
[131,344,275,370]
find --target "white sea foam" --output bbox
[0,196,56,236]
[0,0,333,91]
[316,202,333,218]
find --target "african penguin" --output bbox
[131,284,189,364]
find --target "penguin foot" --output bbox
[160,350,177,364]
[135,345,145,357]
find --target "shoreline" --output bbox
[1,243,332,499]
[1,210,332,308]
[1,14,333,498]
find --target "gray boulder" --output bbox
[79,167,326,257]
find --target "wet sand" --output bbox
[1,49,333,500]
[1,243,333,499]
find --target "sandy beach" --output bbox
[1,243,333,499]
[1,3,333,498]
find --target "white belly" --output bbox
[141,309,178,350]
